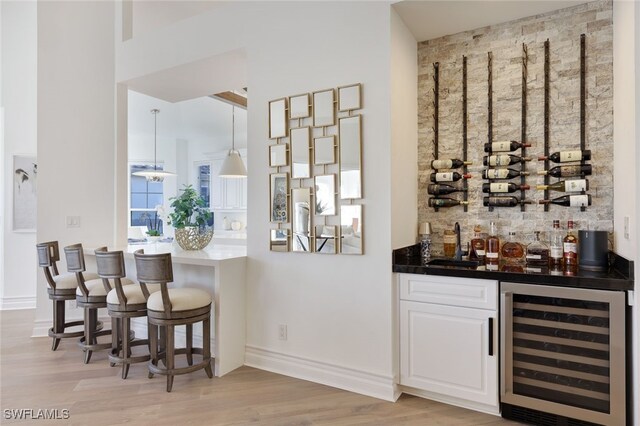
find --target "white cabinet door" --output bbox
[400,300,498,407]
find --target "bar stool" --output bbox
[133,249,213,392]
[95,248,161,379]
[64,243,133,364]
[37,241,99,351]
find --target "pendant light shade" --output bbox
[219,106,247,178]
[132,109,176,182]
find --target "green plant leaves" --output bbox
[167,184,212,229]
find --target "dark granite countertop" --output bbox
[393,244,634,291]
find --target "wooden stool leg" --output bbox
[148,321,157,379]
[51,300,65,351]
[186,324,193,366]
[121,317,130,379]
[110,317,119,367]
[203,316,213,379]
[166,325,175,392]
[83,308,97,364]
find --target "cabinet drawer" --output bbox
[399,274,497,310]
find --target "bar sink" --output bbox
[426,258,480,268]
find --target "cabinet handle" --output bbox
[488,317,494,356]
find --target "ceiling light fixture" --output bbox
[219,106,247,178]
[132,109,176,182]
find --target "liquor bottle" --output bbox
[537,164,592,178]
[484,140,531,153]
[429,172,472,183]
[482,168,530,180]
[563,220,578,267]
[549,220,563,268]
[501,232,525,264]
[427,183,467,196]
[483,196,533,207]
[538,194,591,207]
[468,225,486,263]
[538,149,591,163]
[536,179,589,193]
[486,222,500,264]
[482,182,530,194]
[483,154,532,166]
[526,231,550,267]
[428,197,469,208]
[430,159,473,170]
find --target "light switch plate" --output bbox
[66,216,81,228]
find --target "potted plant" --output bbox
[168,185,213,250]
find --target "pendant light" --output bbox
[219,106,247,178]
[132,109,176,182]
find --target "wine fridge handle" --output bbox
[488,317,494,356]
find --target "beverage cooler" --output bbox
[500,282,626,426]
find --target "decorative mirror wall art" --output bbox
[267,83,363,255]
[338,83,362,111]
[315,174,336,216]
[340,205,362,255]
[269,144,288,167]
[314,136,335,165]
[289,93,310,119]
[269,98,288,139]
[315,225,337,254]
[270,173,289,223]
[313,89,335,127]
[291,188,311,252]
[339,115,362,199]
[290,127,311,179]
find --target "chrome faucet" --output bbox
[454,222,462,261]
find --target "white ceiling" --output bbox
[132,1,221,39]
[393,0,591,42]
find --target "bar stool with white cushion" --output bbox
[37,241,99,351]
[134,249,213,392]
[95,247,161,379]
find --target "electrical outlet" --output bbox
[624,216,630,240]
[66,216,81,228]
[278,324,287,341]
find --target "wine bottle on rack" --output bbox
[483,196,533,207]
[482,183,530,194]
[538,194,591,207]
[427,183,467,196]
[484,140,531,153]
[536,179,589,193]
[537,164,592,178]
[429,172,472,183]
[482,168,530,179]
[428,198,469,208]
[430,159,473,170]
[483,154,532,166]
[538,149,591,163]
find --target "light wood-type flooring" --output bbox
[0,310,520,425]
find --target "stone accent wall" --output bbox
[417,0,613,253]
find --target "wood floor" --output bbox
[0,310,520,425]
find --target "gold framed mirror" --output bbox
[315,225,337,254]
[314,174,336,216]
[290,127,311,179]
[312,89,335,127]
[314,135,335,165]
[269,144,288,167]
[291,187,311,252]
[339,115,362,199]
[289,93,310,119]
[270,173,289,223]
[269,98,288,139]
[270,229,290,252]
[340,204,362,255]
[338,83,362,111]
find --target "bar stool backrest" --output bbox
[133,249,173,313]
[64,243,86,273]
[96,248,148,306]
[37,241,60,289]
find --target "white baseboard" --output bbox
[400,385,500,416]
[245,345,399,402]
[31,314,111,338]
[1,296,36,310]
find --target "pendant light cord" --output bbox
[152,108,159,171]
[231,106,236,153]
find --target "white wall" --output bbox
[34,1,115,332]
[1,1,38,310]
[632,1,640,423]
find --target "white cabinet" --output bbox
[208,153,247,211]
[399,273,499,414]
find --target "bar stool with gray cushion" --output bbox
[134,249,213,392]
[95,248,161,379]
[37,241,99,351]
[65,243,134,364]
